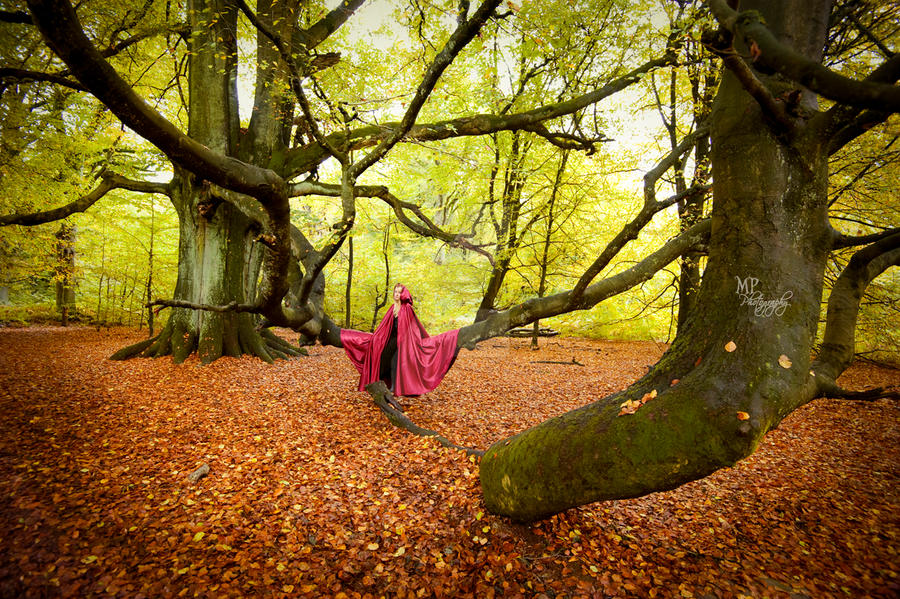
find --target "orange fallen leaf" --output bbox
[737,411,750,421]
[725,341,737,352]
[778,354,792,369]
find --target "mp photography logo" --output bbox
[735,276,793,318]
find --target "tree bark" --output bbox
[54,224,76,326]
[344,236,353,328]
[114,0,298,363]
[812,233,900,383]
[479,0,836,522]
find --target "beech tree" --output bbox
[2,0,898,521]
[477,0,900,520]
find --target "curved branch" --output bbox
[827,109,894,155]
[147,299,258,313]
[284,52,677,177]
[289,181,494,262]
[366,381,484,457]
[707,0,900,112]
[832,226,900,249]
[26,0,283,198]
[822,50,900,153]
[812,233,900,384]
[0,171,170,226]
[0,67,85,91]
[456,219,711,349]
[522,123,611,153]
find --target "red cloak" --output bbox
[341,285,459,396]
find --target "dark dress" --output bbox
[379,314,399,390]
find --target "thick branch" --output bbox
[299,0,367,50]
[284,53,676,177]
[0,172,170,226]
[456,219,711,349]
[708,0,900,112]
[812,233,900,383]
[822,50,900,153]
[0,67,85,91]
[349,0,503,178]
[0,10,32,24]
[26,0,284,198]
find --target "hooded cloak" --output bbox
[341,285,459,396]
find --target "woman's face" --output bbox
[393,285,403,301]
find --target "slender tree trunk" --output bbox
[531,151,567,350]
[54,224,76,326]
[476,131,529,322]
[146,230,154,334]
[479,0,834,522]
[344,236,353,328]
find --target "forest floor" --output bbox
[0,326,898,599]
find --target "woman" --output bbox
[341,284,459,396]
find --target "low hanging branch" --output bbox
[811,234,900,384]
[456,218,712,349]
[146,299,259,313]
[568,124,711,307]
[289,181,494,262]
[0,171,171,226]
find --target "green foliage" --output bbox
[0,0,896,364]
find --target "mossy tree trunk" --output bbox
[479,0,836,522]
[114,0,300,364]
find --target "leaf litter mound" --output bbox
[0,326,898,598]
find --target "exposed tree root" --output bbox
[109,319,307,364]
[531,358,584,366]
[817,381,900,401]
[109,335,158,361]
[365,381,484,457]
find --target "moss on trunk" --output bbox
[480,0,835,522]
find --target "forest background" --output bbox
[2,0,896,364]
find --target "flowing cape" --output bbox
[341,287,459,396]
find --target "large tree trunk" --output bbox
[113,0,299,363]
[479,0,834,522]
[142,173,275,363]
